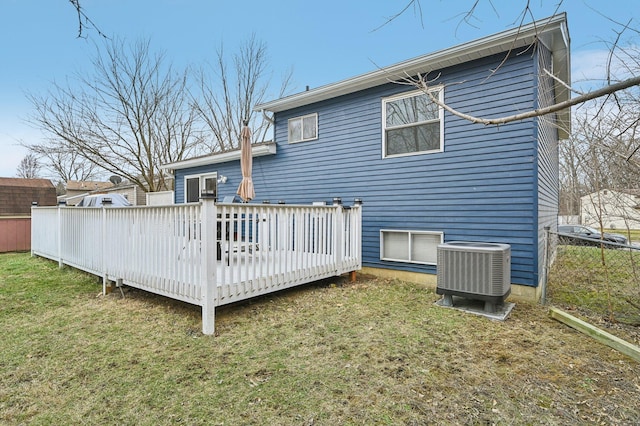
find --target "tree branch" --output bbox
[404,73,640,126]
[372,0,423,32]
[68,0,107,38]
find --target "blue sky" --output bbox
[1,0,638,178]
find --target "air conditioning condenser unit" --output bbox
[436,241,511,313]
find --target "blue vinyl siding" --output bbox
[535,44,560,285]
[175,49,551,287]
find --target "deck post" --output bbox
[30,203,36,258]
[57,205,63,268]
[353,200,363,270]
[333,200,344,276]
[201,196,217,335]
[102,206,108,295]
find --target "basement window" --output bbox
[380,230,443,265]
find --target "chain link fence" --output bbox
[544,228,640,344]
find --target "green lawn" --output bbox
[604,228,640,243]
[1,253,639,425]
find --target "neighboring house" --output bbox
[0,177,57,215]
[558,215,580,225]
[60,180,148,206]
[0,177,56,252]
[62,180,115,205]
[161,14,570,301]
[99,182,147,206]
[581,189,640,230]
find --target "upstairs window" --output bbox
[382,88,443,158]
[288,113,318,143]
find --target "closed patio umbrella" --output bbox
[236,120,255,202]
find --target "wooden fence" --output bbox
[31,199,362,334]
[0,216,31,253]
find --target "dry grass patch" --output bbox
[1,253,639,425]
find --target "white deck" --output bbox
[31,200,362,334]
[114,249,342,307]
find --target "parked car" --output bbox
[558,225,628,247]
[76,194,132,207]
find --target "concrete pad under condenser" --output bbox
[435,295,515,321]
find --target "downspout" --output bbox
[261,109,274,125]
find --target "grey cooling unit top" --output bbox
[436,241,511,312]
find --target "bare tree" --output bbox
[558,130,587,215]
[16,154,41,179]
[28,38,203,192]
[559,80,640,217]
[193,35,292,152]
[23,140,101,183]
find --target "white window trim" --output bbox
[183,172,218,203]
[382,87,444,159]
[288,113,318,144]
[379,229,443,265]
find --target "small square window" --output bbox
[288,113,318,143]
[411,233,441,264]
[382,231,409,260]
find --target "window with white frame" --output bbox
[184,173,218,203]
[380,230,443,265]
[382,88,444,158]
[288,113,318,143]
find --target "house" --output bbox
[98,182,147,206]
[0,177,56,252]
[62,180,115,205]
[0,177,57,215]
[581,189,640,230]
[60,180,148,206]
[161,14,570,301]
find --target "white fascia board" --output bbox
[255,14,569,113]
[160,143,276,171]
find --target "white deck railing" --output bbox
[31,199,362,334]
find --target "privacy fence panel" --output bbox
[0,216,31,253]
[31,207,60,260]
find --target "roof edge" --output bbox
[255,13,569,113]
[161,142,277,171]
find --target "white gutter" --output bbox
[255,13,569,114]
[160,142,277,171]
